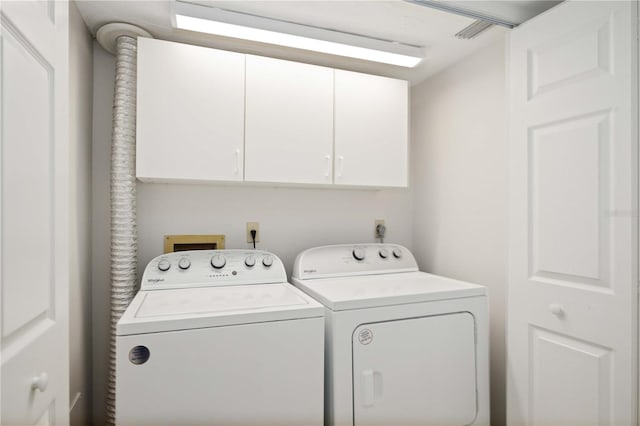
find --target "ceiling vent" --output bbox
[455,19,493,39]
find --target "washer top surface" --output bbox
[117,250,324,335]
[292,244,487,311]
[134,283,306,318]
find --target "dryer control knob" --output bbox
[352,248,366,261]
[157,259,171,272]
[379,248,389,259]
[178,258,191,270]
[262,255,273,267]
[245,255,256,267]
[392,248,403,259]
[210,254,226,269]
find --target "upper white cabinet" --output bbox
[245,55,334,185]
[136,38,245,182]
[135,39,409,188]
[334,70,408,187]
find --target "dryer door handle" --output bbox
[361,369,382,407]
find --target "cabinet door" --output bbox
[334,70,408,187]
[245,55,334,184]
[136,38,245,182]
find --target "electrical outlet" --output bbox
[246,222,260,243]
[375,219,386,239]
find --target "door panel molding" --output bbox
[529,326,612,426]
[527,13,613,100]
[528,110,611,288]
[1,16,56,341]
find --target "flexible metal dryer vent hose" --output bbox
[106,33,138,426]
[96,22,151,426]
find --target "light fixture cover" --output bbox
[173,1,425,68]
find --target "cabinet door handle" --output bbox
[31,372,49,392]
[234,149,241,175]
[325,155,331,177]
[337,155,344,177]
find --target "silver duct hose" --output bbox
[96,22,151,426]
[106,34,138,426]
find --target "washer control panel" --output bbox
[292,244,418,280]
[141,250,286,290]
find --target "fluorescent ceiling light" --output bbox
[173,2,425,68]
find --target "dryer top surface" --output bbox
[292,271,487,311]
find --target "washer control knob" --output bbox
[352,248,366,261]
[262,255,273,268]
[245,255,256,268]
[178,258,191,270]
[379,248,389,259]
[157,259,171,272]
[392,248,403,259]
[210,254,226,269]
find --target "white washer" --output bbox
[116,249,325,426]
[292,244,489,426]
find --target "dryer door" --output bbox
[353,312,477,425]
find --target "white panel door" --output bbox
[136,38,245,183]
[1,1,70,424]
[352,313,477,425]
[508,2,637,425]
[245,55,333,185]
[334,70,408,188]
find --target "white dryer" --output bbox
[116,249,325,426]
[292,244,489,426]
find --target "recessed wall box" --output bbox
[164,234,226,253]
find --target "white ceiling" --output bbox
[75,0,560,85]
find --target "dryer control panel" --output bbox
[292,244,418,280]
[140,250,286,290]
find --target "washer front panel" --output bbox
[116,317,324,425]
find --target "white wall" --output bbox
[91,43,413,424]
[69,2,93,425]
[138,184,412,275]
[410,40,508,426]
[91,41,113,426]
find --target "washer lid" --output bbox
[117,283,324,335]
[292,271,487,311]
